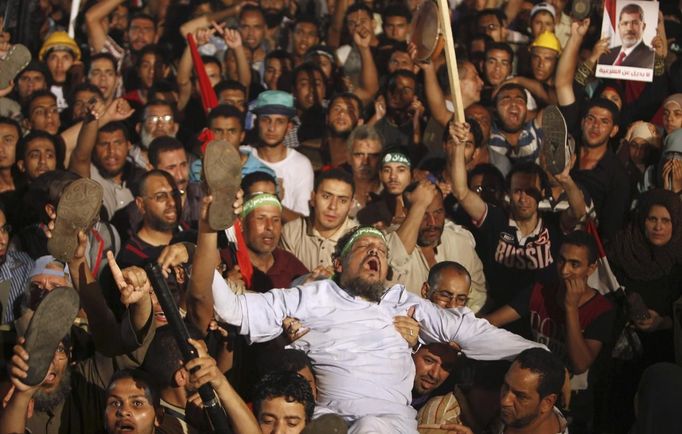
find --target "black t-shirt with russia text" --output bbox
[472,205,563,309]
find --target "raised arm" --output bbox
[395,180,438,255]
[85,0,126,53]
[327,0,351,48]
[186,339,261,434]
[68,98,134,178]
[448,121,487,222]
[421,62,452,127]
[218,25,252,90]
[352,27,379,105]
[556,18,590,107]
[187,196,223,333]
[552,154,587,231]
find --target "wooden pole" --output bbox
[435,0,465,123]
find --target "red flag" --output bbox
[187,33,218,114]
[233,219,254,288]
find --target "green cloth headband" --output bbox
[340,227,387,258]
[382,152,411,167]
[241,193,282,218]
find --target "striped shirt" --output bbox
[1,250,34,323]
[489,121,542,165]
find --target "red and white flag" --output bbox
[601,0,618,40]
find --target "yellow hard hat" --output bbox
[39,31,81,62]
[530,31,561,54]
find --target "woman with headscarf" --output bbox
[603,189,682,432]
[607,188,682,365]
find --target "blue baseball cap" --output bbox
[252,90,296,117]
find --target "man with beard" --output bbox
[133,100,179,169]
[388,181,488,312]
[309,93,364,168]
[191,214,545,432]
[281,169,357,271]
[116,170,196,270]
[496,349,568,433]
[246,91,314,216]
[374,70,424,149]
[69,99,141,219]
[3,233,156,434]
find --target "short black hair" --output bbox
[214,80,247,96]
[468,163,505,191]
[136,44,170,69]
[129,12,157,30]
[0,116,21,139]
[314,168,355,194]
[134,168,177,198]
[292,62,325,88]
[485,41,514,64]
[142,325,202,390]
[561,230,598,264]
[200,55,222,72]
[98,121,131,142]
[89,52,118,72]
[386,69,418,95]
[466,117,484,148]
[239,4,265,21]
[16,130,66,170]
[241,171,277,194]
[382,3,411,21]
[68,82,104,108]
[505,161,549,193]
[328,92,364,119]
[293,16,320,36]
[148,136,185,167]
[427,261,472,290]
[259,349,315,378]
[107,369,161,409]
[208,103,245,130]
[513,348,565,399]
[143,99,177,122]
[346,3,373,20]
[23,89,57,119]
[477,9,506,26]
[253,371,315,422]
[584,98,620,126]
[494,82,528,105]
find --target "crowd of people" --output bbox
[0,0,682,433]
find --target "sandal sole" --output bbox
[0,44,32,90]
[204,140,242,230]
[47,179,103,263]
[23,286,79,386]
[542,105,568,175]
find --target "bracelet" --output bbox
[575,61,594,86]
[654,56,665,76]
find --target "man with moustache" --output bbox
[315,93,364,168]
[598,3,655,68]
[194,220,545,432]
[132,100,179,170]
[388,181,488,312]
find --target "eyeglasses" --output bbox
[145,115,174,126]
[145,190,179,203]
[0,223,11,235]
[479,23,501,32]
[433,290,469,306]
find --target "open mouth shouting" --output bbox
[113,419,137,433]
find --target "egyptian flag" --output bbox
[601,0,618,41]
[187,33,254,287]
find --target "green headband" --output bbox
[340,227,387,258]
[381,152,411,167]
[241,193,282,218]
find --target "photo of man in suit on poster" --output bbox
[596,0,658,82]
